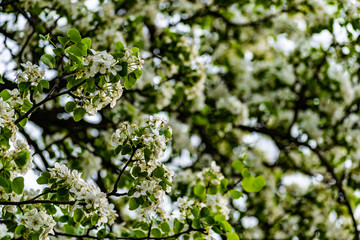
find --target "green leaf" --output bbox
[173,218,184,234]
[81,38,91,48]
[241,176,266,193]
[76,42,88,56]
[41,171,51,178]
[241,168,251,178]
[19,118,28,127]
[36,176,49,184]
[59,216,69,222]
[0,176,11,193]
[200,207,210,218]
[131,166,141,177]
[22,99,33,112]
[44,203,57,215]
[208,184,218,195]
[41,54,55,68]
[11,177,24,194]
[115,41,124,52]
[40,80,50,89]
[191,205,199,219]
[134,230,146,238]
[119,62,128,77]
[124,75,136,90]
[227,232,239,240]
[58,187,69,196]
[220,221,232,232]
[214,214,226,222]
[36,83,43,95]
[129,73,137,85]
[66,45,83,57]
[65,224,75,234]
[0,90,11,101]
[73,209,85,223]
[164,129,172,138]
[15,150,29,168]
[53,47,63,56]
[219,178,228,194]
[140,222,149,230]
[133,69,142,79]
[58,36,70,46]
[230,189,243,199]
[121,144,133,155]
[144,148,152,162]
[86,77,95,92]
[151,228,161,238]
[160,222,170,233]
[65,101,76,113]
[67,28,82,43]
[129,197,140,210]
[194,184,206,197]
[91,213,99,225]
[132,47,139,57]
[114,145,122,155]
[18,82,31,91]
[15,225,26,235]
[232,160,243,172]
[153,167,165,178]
[0,74,3,84]
[73,107,86,122]
[205,216,215,225]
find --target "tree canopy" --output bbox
[1,0,360,239]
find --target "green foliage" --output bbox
[160,222,170,233]
[73,209,85,223]
[230,189,242,199]
[11,177,24,194]
[15,150,29,168]
[232,160,243,172]
[0,176,11,193]
[65,101,76,113]
[129,197,140,210]
[241,175,266,193]
[67,28,82,43]
[40,54,55,68]
[0,90,11,101]
[153,167,165,178]
[73,107,86,122]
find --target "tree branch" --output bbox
[108,147,138,196]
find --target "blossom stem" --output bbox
[223,178,242,195]
[15,78,86,124]
[108,147,138,196]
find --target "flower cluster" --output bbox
[174,161,231,219]
[0,223,12,239]
[71,46,144,116]
[112,116,171,160]
[111,116,173,212]
[122,48,144,72]
[15,61,45,86]
[49,162,117,225]
[74,80,123,115]
[0,97,15,131]
[83,49,121,81]
[131,160,174,213]
[18,208,55,239]
[0,139,34,179]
